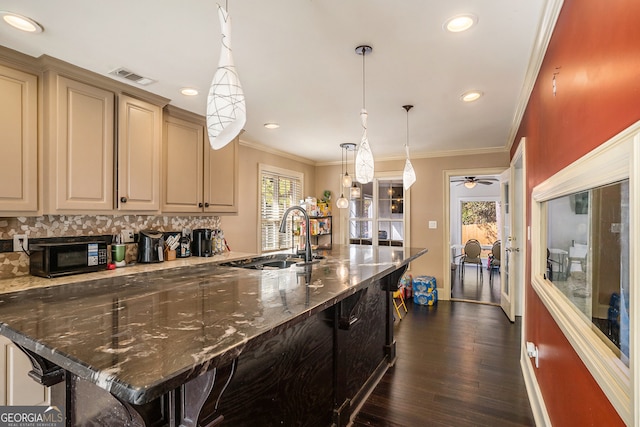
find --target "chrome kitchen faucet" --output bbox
[278,205,313,265]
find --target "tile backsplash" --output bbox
[0,215,221,280]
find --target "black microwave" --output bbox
[29,241,108,278]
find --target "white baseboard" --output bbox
[521,350,552,426]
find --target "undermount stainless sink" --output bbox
[221,254,303,270]
[221,253,324,270]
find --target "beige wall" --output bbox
[1,139,506,286]
[220,141,317,254]
[315,152,509,293]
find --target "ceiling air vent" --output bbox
[109,67,155,86]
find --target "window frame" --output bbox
[530,122,640,425]
[347,172,410,248]
[258,164,304,254]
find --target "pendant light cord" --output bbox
[362,47,366,109]
[406,110,409,148]
[402,105,413,154]
[352,145,355,175]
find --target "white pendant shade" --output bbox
[350,184,361,198]
[356,109,374,183]
[342,173,352,188]
[402,105,416,190]
[336,194,349,209]
[206,5,246,150]
[403,158,416,190]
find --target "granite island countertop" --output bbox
[0,245,427,405]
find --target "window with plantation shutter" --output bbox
[259,165,303,252]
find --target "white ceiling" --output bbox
[0,0,547,163]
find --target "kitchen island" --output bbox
[0,245,427,426]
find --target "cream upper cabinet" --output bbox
[162,115,204,212]
[204,137,238,213]
[162,107,238,214]
[118,94,162,212]
[0,65,38,214]
[44,74,115,213]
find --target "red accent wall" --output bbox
[515,0,640,424]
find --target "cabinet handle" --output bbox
[120,197,127,203]
[198,203,203,208]
[204,202,210,208]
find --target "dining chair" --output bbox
[460,239,483,281]
[489,240,501,284]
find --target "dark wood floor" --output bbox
[451,261,501,305]
[352,301,534,427]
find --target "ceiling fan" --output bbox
[451,176,499,188]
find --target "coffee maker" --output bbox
[192,229,213,257]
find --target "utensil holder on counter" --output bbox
[164,248,176,261]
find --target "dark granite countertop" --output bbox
[0,245,427,405]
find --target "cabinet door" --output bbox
[48,75,115,212]
[162,115,204,212]
[118,94,161,211]
[0,65,38,213]
[0,337,49,406]
[204,137,238,213]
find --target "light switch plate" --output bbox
[428,221,437,229]
[121,229,135,243]
[13,234,28,252]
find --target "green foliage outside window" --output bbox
[461,201,498,245]
[462,201,496,225]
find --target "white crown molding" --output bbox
[410,146,509,160]
[238,138,317,166]
[506,0,565,151]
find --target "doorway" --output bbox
[501,141,526,321]
[445,170,504,305]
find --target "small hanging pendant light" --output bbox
[402,105,416,190]
[336,143,350,209]
[206,4,246,150]
[355,45,374,184]
[349,144,361,198]
[341,143,353,188]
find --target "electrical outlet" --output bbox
[121,229,135,243]
[13,234,28,252]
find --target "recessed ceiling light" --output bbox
[461,90,483,103]
[180,88,199,96]
[264,123,280,129]
[0,11,43,33]
[444,14,477,33]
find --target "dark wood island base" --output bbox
[38,265,405,426]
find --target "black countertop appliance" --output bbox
[137,230,165,263]
[192,228,213,257]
